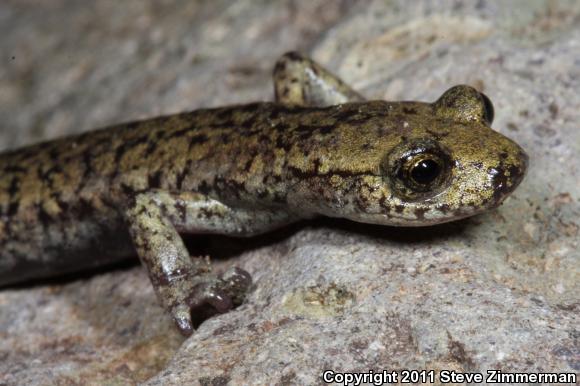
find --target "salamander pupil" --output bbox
[411,159,440,185]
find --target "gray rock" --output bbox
[0,0,578,385]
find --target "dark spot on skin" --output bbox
[355,194,370,212]
[165,127,191,140]
[270,174,282,184]
[75,198,96,218]
[273,60,286,75]
[257,134,270,145]
[152,128,165,142]
[197,181,212,195]
[318,125,335,134]
[312,158,322,173]
[240,117,257,130]
[378,195,390,212]
[243,158,254,173]
[174,202,186,222]
[212,177,247,200]
[52,194,70,220]
[176,160,192,190]
[414,207,428,220]
[37,205,53,227]
[114,135,149,163]
[211,119,235,131]
[7,201,19,216]
[148,170,163,189]
[144,141,157,157]
[79,151,93,179]
[361,143,372,151]
[7,177,20,196]
[218,133,231,144]
[276,86,290,99]
[294,124,313,134]
[274,122,289,132]
[48,147,59,162]
[198,207,214,220]
[189,134,208,149]
[436,203,451,213]
[40,164,63,180]
[115,184,133,200]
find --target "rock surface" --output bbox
[0,0,579,385]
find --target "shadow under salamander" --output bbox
[3,215,478,289]
[198,215,477,261]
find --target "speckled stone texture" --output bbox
[0,0,578,385]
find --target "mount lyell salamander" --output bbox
[0,52,528,335]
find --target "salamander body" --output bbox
[0,53,528,335]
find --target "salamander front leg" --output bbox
[124,190,292,336]
[124,192,253,336]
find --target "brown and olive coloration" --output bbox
[0,52,528,335]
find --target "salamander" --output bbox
[0,52,528,335]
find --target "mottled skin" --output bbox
[0,52,528,335]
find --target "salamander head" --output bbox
[288,85,528,226]
[371,85,528,225]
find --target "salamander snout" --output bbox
[486,145,528,207]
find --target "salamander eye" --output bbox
[398,154,445,192]
[383,139,453,199]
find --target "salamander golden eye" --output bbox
[397,153,446,193]
[384,139,453,199]
[410,159,441,185]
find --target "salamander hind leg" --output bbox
[124,190,292,336]
[273,51,365,107]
